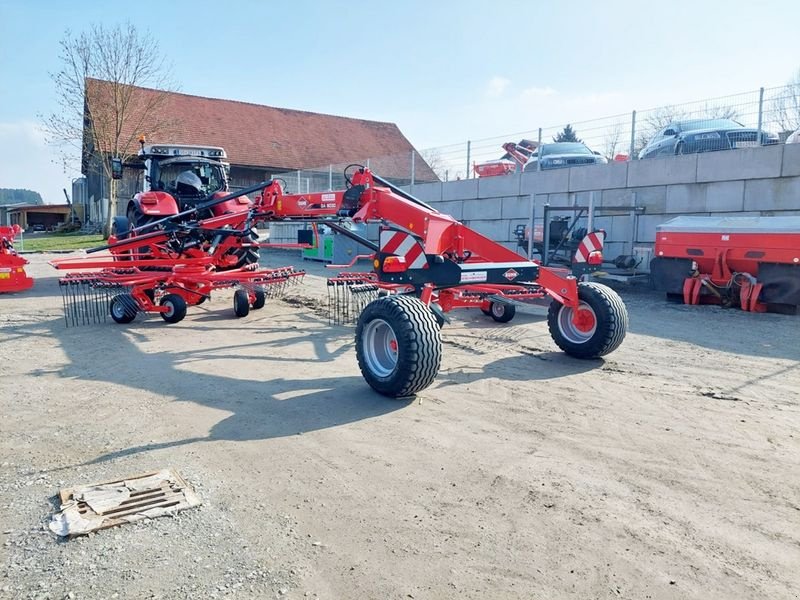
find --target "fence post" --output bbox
[296,170,301,193]
[328,164,333,191]
[757,87,764,145]
[629,110,637,160]
[410,150,416,185]
[527,194,535,260]
[537,128,543,171]
[466,140,471,179]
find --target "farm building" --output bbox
[81,78,437,224]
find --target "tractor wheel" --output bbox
[224,230,260,270]
[489,301,516,323]
[356,295,442,398]
[111,216,132,261]
[127,206,159,230]
[547,282,628,359]
[160,293,187,324]
[110,294,137,324]
[233,289,250,318]
[111,216,131,239]
[252,289,266,310]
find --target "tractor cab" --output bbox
[139,144,229,205]
[125,144,250,229]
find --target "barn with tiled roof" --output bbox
[81,78,437,216]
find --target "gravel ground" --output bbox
[0,251,799,599]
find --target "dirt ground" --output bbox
[1,251,799,600]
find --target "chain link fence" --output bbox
[272,83,800,190]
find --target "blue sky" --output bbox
[1,0,799,202]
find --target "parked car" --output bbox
[30,223,46,232]
[638,118,779,159]
[524,142,607,171]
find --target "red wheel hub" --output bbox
[389,339,398,352]
[572,307,596,332]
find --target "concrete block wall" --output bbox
[407,143,800,260]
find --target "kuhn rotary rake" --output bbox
[52,163,629,398]
[57,260,302,326]
[0,225,33,293]
[258,165,629,397]
[51,182,304,325]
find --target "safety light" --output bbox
[382,256,408,272]
[587,251,603,265]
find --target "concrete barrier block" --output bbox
[627,154,698,187]
[743,177,800,211]
[478,174,521,198]
[631,186,667,213]
[600,188,634,207]
[782,143,800,177]
[637,215,665,243]
[609,215,634,244]
[435,200,464,221]
[666,184,706,213]
[603,241,626,259]
[442,178,479,201]
[540,192,573,207]
[409,182,442,202]
[520,168,570,195]
[705,181,744,212]
[697,144,783,182]
[569,162,628,192]
[502,196,531,219]
[573,191,599,208]
[466,219,510,242]
[462,198,501,220]
[592,216,613,235]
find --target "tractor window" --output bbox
[155,161,225,195]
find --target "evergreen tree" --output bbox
[553,124,582,143]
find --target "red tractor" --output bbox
[113,140,258,269]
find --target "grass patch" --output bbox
[17,233,105,252]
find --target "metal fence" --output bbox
[274,83,800,191]
[272,150,439,194]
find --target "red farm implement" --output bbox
[51,182,304,325]
[651,216,800,313]
[256,165,629,396]
[0,225,33,293]
[53,165,629,397]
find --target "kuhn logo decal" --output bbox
[503,269,519,281]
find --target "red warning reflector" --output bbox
[383,256,408,273]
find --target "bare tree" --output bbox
[42,23,177,236]
[769,69,800,137]
[419,148,447,182]
[601,122,625,160]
